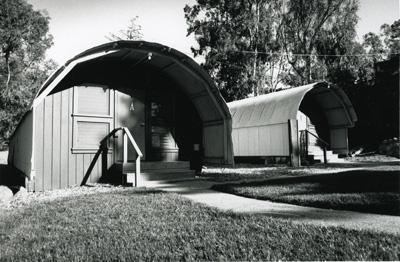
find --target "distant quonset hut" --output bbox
[228,82,357,166]
[8,41,234,191]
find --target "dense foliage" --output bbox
[0,0,56,149]
[185,0,399,150]
[184,0,280,100]
[184,0,361,99]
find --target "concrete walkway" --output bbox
[148,179,400,235]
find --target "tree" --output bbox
[184,0,281,101]
[278,0,359,86]
[0,0,55,149]
[185,0,360,100]
[106,16,143,41]
[380,19,400,58]
[0,0,53,92]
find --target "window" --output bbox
[72,85,114,153]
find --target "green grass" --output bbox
[213,170,400,216]
[1,188,399,261]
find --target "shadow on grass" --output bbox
[213,170,400,215]
[234,170,400,193]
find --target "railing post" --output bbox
[323,146,327,165]
[135,156,140,187]
[123,132,128,163]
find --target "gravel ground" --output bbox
[0,184,142,210]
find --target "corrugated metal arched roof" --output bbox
[32,40,231,123]
[228,82,357,129]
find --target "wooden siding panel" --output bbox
[52,92,61,189]
[233,123,290,157]
[83,154,90,183]
[258,126,267,155]
[32,86,118,190]
[237,129,246,155]
[43,96,53,191]
[203,125,224,158]
[76,154,84,185]
[70,154,77,186]
[97,154,102,181]
[91,154,99,182]
[248,127,258,155]
[60,90,69,188]
[68,88,76,186]
[34,102,44,192]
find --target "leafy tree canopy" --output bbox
[185,0,280,101]
[185,0,361,101]
[0,0,56,149]
[106,16,143,41]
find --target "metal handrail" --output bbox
[303,129,329,147]
[82,127,142,186]
[100,127,122,146]
[300,129,329,165]
[122,127,143,157]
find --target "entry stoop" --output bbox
[305,145,345,164]
[114,161,196,187]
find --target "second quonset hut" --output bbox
[228,82,357,165]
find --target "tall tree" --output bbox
[379,19,400,58]
[184,0,280,101]
[278,0,359,86]
[0,0,53,92]
[0,0,55,149]
[185,0,360,100]
[106,16,143,41]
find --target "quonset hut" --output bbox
[228,82,357,166]
[8,41,234,191]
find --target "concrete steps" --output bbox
[111,161,195,187]
[303,146,345,164]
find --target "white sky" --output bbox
[28,0,399,65]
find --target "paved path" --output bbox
[148,179,400,235]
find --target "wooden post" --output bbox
[323,146,327,165]
[135,157,140,187]
[288,119,300,167]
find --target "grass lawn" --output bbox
[1,187,400,261]
[202,160,400,182]
[213,169,400,216]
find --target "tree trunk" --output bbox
[6,60,11,90]
[253,48,258,96]
[305,55,312,84]
[252,1,260,96]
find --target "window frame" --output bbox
[71,85,114,154]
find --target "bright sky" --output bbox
[28,0,399,65]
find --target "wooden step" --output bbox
[120,161,190,172]
[112,161,194,187]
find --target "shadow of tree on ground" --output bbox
[213,170,400,215]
